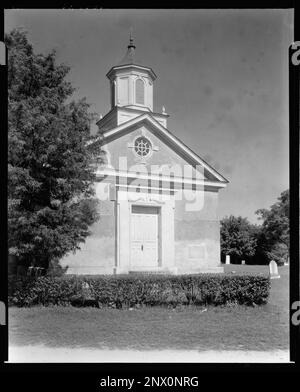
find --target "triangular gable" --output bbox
[97,113,228,184]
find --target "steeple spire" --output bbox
[128,28,136,49]
[117,29,137,66]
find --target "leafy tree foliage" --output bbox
[7,29,102,270]
[220,190,289,265]
[256,189,289,264]
[220,215,257,262]
[248,224,270,265]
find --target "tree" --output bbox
[247,224,270,265]
[7,29,102,271]
[220,215,257,262]
[256,189,289,264]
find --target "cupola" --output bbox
[106,33,157,112]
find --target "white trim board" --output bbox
[96,168,227,188]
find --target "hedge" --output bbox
[8,274,270,308]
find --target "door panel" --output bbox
[130,214,144,266]
[143,214,158,266]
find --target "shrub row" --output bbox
[8,273,270,308]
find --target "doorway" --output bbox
[130,205,160,268]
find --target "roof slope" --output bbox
[118,44,136,66]
[116,36,151,70]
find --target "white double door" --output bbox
[130,205,159,268]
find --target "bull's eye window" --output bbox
[134,136,152,157]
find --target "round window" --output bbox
[134,136,152,157]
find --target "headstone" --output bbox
[241,260,245,265]
[36,267,44,276]
[284,256,289,266]
[269,260,280,279]
[76,281,99,308]
[82,282,93,298]
[27,266,34,277]
[225,255,230,265]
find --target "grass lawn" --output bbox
[9,265,289,352]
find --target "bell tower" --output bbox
[97,34,169,133]
[106,33,157,112]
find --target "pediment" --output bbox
[95,113,228,184]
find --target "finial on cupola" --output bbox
[128,27,136,49]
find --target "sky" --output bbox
[5,9,293,222]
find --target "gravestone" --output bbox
[225,255,230,265]
[269,260,280,279]
[241,260,245,265]
[81,281,94,299]
[70,281,99,308]
[27,266,34,277]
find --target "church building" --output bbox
[61,37,228,275]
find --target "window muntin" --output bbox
[134,136,152,157]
